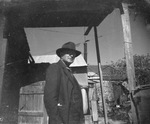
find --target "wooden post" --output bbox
[94,26,108,124]
[91,83,99,122]
[0,14,7,105]
[84,40,90,63]
[121,3,138,124]
[84,42,88,63]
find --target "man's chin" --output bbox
[63,60,73,66]
[67,61,73,64]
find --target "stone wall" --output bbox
[95,81,115,114]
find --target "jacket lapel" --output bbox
[57,60,74,84]
[57,60,74,102]
[58,60,74,82]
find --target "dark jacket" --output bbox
[44,60,83,124]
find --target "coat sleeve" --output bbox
[44,64,61,124]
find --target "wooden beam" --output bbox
[121,3,138,124]
[94,26,108,124]
[84,26,92,35]
[121,2,136,93]
[0,21,30,124]
[0,14,7,104]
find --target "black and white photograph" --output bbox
[0,0,150,124]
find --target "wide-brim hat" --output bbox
[56,42,81,57]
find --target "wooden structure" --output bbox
[17,54,88,124]
[18,81,48,124]
[1,0,149,124]
[0,1,123,123]
[121,3,137,124]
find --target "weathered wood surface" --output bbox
[121,3,137,124]
[18,81,48,124]
[0,14,7,105]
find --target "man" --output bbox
[44,42,84,124]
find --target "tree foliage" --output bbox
[110,54,150,86]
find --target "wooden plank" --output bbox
[84,26,92,35]
[121,3,136,91]
[43,105,48,124]
[18,111,43,117]
[19,94,44,111]
[91,100,98,122]
[94,26,108,124]
[121,3,138,124]
[20,82,45,94]
[18,116,43,124]
[4,0,110,27]
[0,14,7,104]
[18,81,48,124]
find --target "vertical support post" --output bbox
[94,26,108,124]
[84,40,89,63]
[0,8,29,123]
[84,42,87,63]
[0,13,7,105]
[121,3,138,124]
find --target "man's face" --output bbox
[61,50,76,65]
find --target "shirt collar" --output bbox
[60,59,72,71]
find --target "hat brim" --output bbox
[56,48,81,57]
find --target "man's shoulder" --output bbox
[46,63,60,75]
[48,62,59,69]
[47,61,63,70]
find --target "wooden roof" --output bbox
[32,54,87,67]
[2,0,123,28]
[88,65,127,81]
[2,0,150,27]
